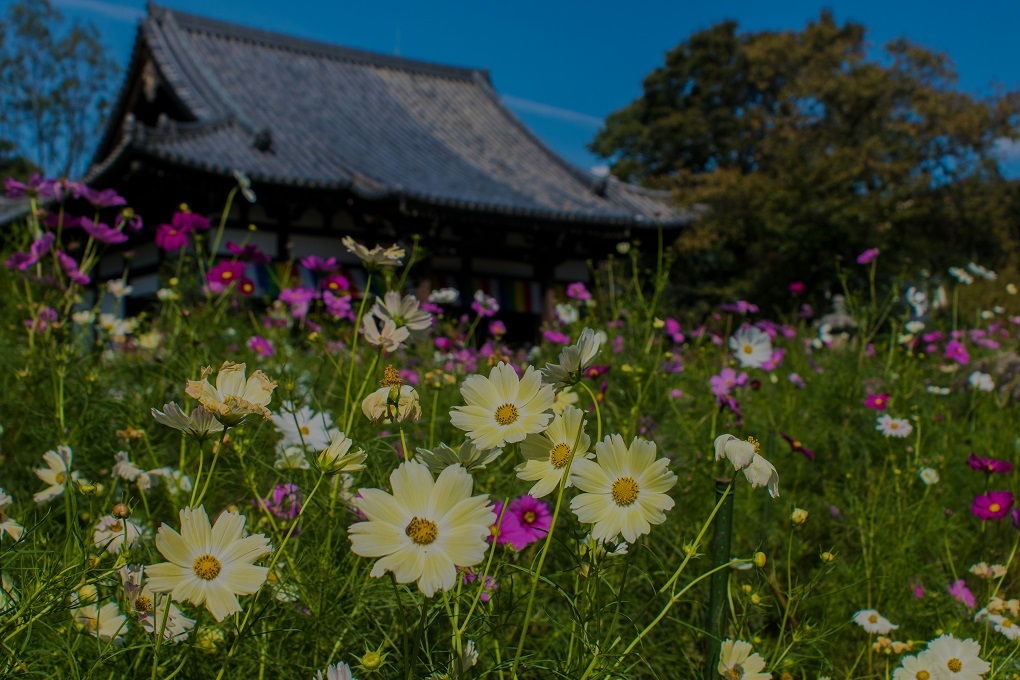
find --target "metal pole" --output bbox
[704,477,734,680]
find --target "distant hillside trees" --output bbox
[592,12,1020,305]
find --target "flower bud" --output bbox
[791,508,808,525]
[753,551,767,568]
[112,503,131,519]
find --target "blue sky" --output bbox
[38,0,1020,172]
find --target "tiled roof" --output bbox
[90,4,688,227]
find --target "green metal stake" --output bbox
[704,477,735,680]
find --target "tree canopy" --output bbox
[592,12,1020,306]
[0,0,118,179]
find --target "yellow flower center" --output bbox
[747,436,760,454]
[793,440,802,448]
[405,517,438,545]
[55,472,67,484]
[611,477,639,506]
[494,403,519,426]
[868,614,878,623]
[890,422,899,429]
[135,595,153,612]
[299,425,311,436]
[381,365,402,387]
[550,443,572,468]
[947,659,962,673]
[108,521,123,532]
[724,666,744,680]
[916,672,930,680]
[193,554,222,580]
[1004,618,1014,627]
[523,511,537,524]
[222,271,233,280]
[989,503,1002,513]
[742,344,753,354]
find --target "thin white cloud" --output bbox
[501,94,603,130]
[53,0,144,23]
[994,137,1020,162]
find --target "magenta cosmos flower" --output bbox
[966,453,1013,475]
[566,282,592,301]
[156,223,189,251]
[500,495,552,550]
[944,340,970,365]
[972,491,1014,521]
[856,248,880,265]
[710,368,748,397]
[864,393,890,410]
[781,433,815,460]
[207,261,245,293]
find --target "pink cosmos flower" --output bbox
[227,242,271,265]
[207,261,245,293]
[80,186,126,208]
[155,224,189,251]
[710,368,748,397]
[584,364,610,379]
[279,286,319,318]
[789,281,805,295]
[664,317,684,343]
[255,483,302,520]
[300,255,338,273]
[944,340,969,365]
[668,389,683,399]
[966,453,1013,475]
[500,496,552,550]
[461,569,498,602]
[761,348,785,371]
[543,330,571,345]
[322,291,353,320]
[972,491,1014,521]
[720,300,759,314]
[6,232,55,270]
[321,274,349,293]
[247,336,274,357]
[612,336,624,353]
[489,320,507,337]
[788,373,805,389]
[864,393,890,410]
[171,211,210,232]
[471,290,499,317]
[911,579,925,598]
[948,579,975,609]
[56,250,89,285]
[856,248,880,264]
[566,282,592,301]
[237,278,256,296]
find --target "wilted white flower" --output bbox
[93,515,145,553]
[341,236,404,269]
[72,310,96,325]
[967,262,997,281]
[371,291,433,334]
[714,435,779,498]
[156,287,179,302]
[362,375,421,425]
[362,315,410,353]
[274,446,310,470]
[185,362,277,426]
[151,402,225,442]
[970,562,1007,580]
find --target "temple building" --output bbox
[86,4,689,327]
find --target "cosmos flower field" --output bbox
[0,176,1017,678]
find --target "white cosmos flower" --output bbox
[905,320,925,334]
[729,325,772,369]
[569,434,677,544]
[0,489,24,541]
[923,634,989,679]
[317,431,367,474]
[315,661,355,680]
[371,291,433,334]
[554,303,579,325]
[184,362,277,426]
[451,362,555,451]
[876,414,913,438]
[949,267,974,285]
[362,315,410,353]
[151,402,225,442]
[967,262,997,281]
[968,371,994,392]
[428,287,460,305]
[927,386,951,395]
[146,506,272,622]
[541,327,605,389]
[517,406,592,498]
[341,236,404,269]
[71,593,127,643]
[349,462,495,597]
[905,287,928,317]
[550,385,580,415]
[982,612,1020,640]
[717,639,770,680]
[893,653,937,680]
[919,467,940,485]
[715,434,779,498]
[120,565,196,643]
[853,609,898,634]
[33,445,80,504]
[274,446,310,470]
[93,515,145,553]
[272,402,335,450]
[113,450,164,491]
[415,440,503,475]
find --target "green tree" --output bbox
[592,12,1020,306]
[0,0,118,179]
